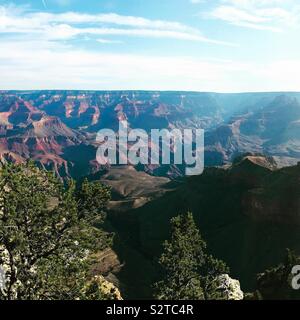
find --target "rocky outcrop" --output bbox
[242,162,300,224]
[80,274,123,300]
[94,275,123,300]
[208,274,244,300]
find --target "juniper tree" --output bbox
[0,162,112,300]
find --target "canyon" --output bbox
[1,91,300,178]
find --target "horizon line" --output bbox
[1,89,300,95]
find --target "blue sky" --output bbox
[0,0,299,91]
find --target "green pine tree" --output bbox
[154,212,228,300]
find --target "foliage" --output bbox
[247,249,300,300]
[154,212,228,300]
[0,161,113,300]
[76,178,111,223]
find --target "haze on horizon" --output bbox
[0,0,299,92]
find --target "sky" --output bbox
[0,0,300,92]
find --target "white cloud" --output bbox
[208,0,300,32]
[1,3,299,92]
[0,38,299,92]
[0,5,235,45]
[0,41,240,91]
[224,0,287,8]
[0,3,241,91]
[96,38,123,44]
[36,11,197,32]
[211,6,282,32]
